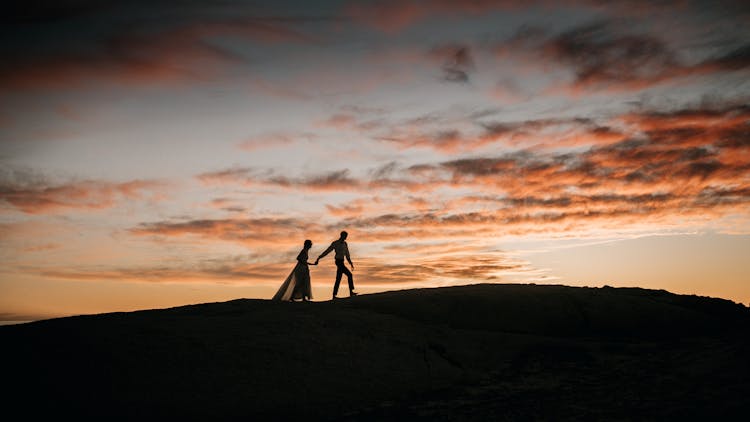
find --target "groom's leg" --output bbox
[333,261,344,297]
[343,267,354,292]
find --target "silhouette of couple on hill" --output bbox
[272,231,357,302]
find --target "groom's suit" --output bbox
[320,239,354,296]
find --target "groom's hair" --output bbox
[340,230,348,239]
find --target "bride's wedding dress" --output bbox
[272,248,313,301]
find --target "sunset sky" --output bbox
[2,0,749,322]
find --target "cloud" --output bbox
[427,104,750,216]
[346,0,532,32]
[22,243,62,252]
[543,21,680,90]
[237,132,316,151]
[706,43,750,71]
[352,103,748,234]
[377,115,626,152]
[197,167,363,191]
[495,20,750,93]
[130,216,325,247]
[354,253,531,284]
[429,44,475,83]
[344,1,702,33]
[208,198,249,214]
[1,3,328,90]
[124,100,749,287]
[38,261,289,284]
[315,104,628,153]
[198,102,749,231]
[33,248,539,287]
[0,169,167,214]
[326,198,371,217]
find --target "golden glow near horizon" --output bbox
[1,1,750,320]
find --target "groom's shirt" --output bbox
[323,239,349,260]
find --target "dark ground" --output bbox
[2,284,749,420]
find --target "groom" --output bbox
[315,230,357,299]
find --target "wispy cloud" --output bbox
[237,132,316,151]
[0,169,167,214]
[33,244,539,287]
[197,167,363,191]
[494,20,750,93]
[192,101,749,239]
[130,216,322,247]
[429,44,476,83]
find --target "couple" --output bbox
[272,231,357,301]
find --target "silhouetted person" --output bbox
[272,239,316,301]
[316,231,356,299]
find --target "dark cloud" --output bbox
[370,161,400,179]
[545,21,679,87]
[495,20,750,92]
[374,112,625,151]
[281,169,358,190]
[0,1,334,89]
[430,44,475,83]
[198,167,361,191]
[701,42,750,71]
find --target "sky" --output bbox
[1,0,749,322]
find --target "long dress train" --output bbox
[272,249,312,301]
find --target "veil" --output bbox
[272,265,299,301]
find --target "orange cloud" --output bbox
[38,261,290,284]
[318,105,627,152]
[130,216,327,248]
[148,102,749,259]
[0,174,167,214]
[237,132,319,151]
[22,243,62,253]
[34,245,538,287]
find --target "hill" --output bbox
[2,283,749,420]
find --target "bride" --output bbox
[272,239,316,301]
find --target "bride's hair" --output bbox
[304,239,312,248]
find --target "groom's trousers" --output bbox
[333,259,354,296]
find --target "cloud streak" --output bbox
[190,102,750,240]
[495,20,750,93]
[0,169,167,214]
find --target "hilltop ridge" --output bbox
[2,284,749,420]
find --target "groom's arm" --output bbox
[317,243,334,261]
[345,244,353,269]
